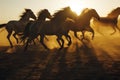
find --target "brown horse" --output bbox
[0,9,36,47]
[69,8,100,40]
[92,7,120,35]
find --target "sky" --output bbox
[0,0,120,23]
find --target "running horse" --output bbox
[0,9,36,47]
[38,7,77,50]
[68,8,100,40]
[92,7,120,35]
[21,9,52,51]
[22,7,77,51]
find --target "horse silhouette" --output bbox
[22,7,77,51]
[92,7,120,35]
[0,9,36,47]
[20,9,51,44]
[69,8,100,40]
[38,7,77,50]
[20,9,52,51]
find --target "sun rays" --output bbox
[68,0,86,15]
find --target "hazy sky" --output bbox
[0,0,120,23]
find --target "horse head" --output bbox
[107,7,120,19]
[52,7,77,22]
[77,8,100,23]
[63,7,78,20]
[37,9,52,21]
[24,9,36,20]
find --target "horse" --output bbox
[20,9,52,44]
[20,9,52,51]
[0,9,36,48]
[22,7,77,51]
[68,8,100,40]
[92,7,120,35]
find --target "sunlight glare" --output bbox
[68,0,85,15]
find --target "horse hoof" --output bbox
[23,48,28,52]
[58,47,63,51]
[23,49,27,52]
[46,48,50,51]
[10,46,13,48]
[67,43,71,46]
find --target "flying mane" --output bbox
[52,7,71,21]
[37,9,49,20]
[19,9,32,20]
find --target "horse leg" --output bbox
[7,30,13,48]
[65,35,72,46]
[40,35,49,50]
[24,39,29,51]
[74,31,80,40]
[116,25,120,33]
[32,40,36,45]
[81,30,85,40]
[89,27,95,40]
[111,26,116,35]
[57,38,62,47]
[60,38,64,50]
[57,36,64,50]
[32,37,40,45]
[13,32,19,44]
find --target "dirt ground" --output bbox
[0,31,120,80]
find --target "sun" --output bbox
[68,0,85,15]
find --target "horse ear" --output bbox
[25,8,31,12]
[67,6,71,10]
[45,9,48,11]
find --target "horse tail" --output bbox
[0,24,6,28]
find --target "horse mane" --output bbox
[52,7,71,20]
[19,9,32,20]
[80,8,89,16]
[80,8,99,17]
[78,8,100,20]
[107,7,120,18]
[37,9,48,19]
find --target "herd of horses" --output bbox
[0,7,120,51]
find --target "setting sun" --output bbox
[68,0,86,15]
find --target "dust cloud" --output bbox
[90,19,120,61]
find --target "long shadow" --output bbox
[23,50,50,80]
[47,44,82,79]
[39,48,66,79]
[97,48,120,80]
[57,43,82,79]
[77,42,116,80]
[39,42,115,80]
[54,48,68,79]
[0,45,49,80]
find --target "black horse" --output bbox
[0,9,36,47]
[22,7,77,51]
